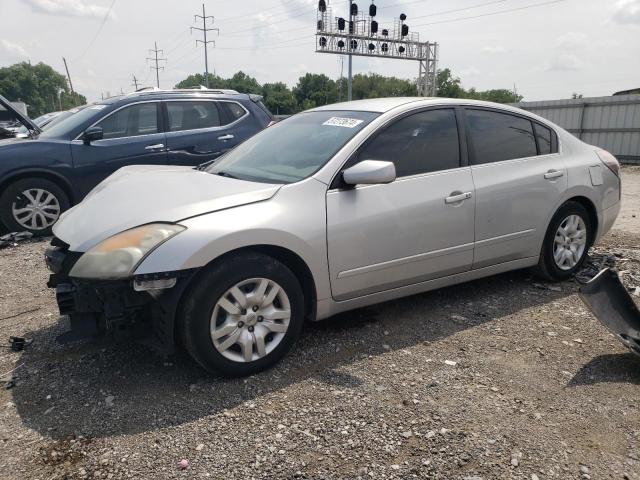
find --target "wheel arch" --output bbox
[176,244,318,324]
[0,169,76,205]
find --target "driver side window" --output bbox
[358,109,460,177]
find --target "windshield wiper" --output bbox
[216,170,240,179]
[195,159,216,171]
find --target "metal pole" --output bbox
[202,4,209,87]
[348,0,353,101]
[155,42,160,88]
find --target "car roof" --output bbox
[309,97,533,115]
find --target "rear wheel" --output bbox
[179,253,305,377]
[536,201,592,281]
[0,178,70,236]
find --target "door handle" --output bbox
[544,169,564,180]
[217,134,234,141]
[445,191,472,204]
[145,143,165,150]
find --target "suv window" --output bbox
[219,102,247,123]
[534,123,553,155]
[467,109,537,164]
[167,101,221,132]
[358,109,460,177]
[97,103,159,140]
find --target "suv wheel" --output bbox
[0,178,70,236]
[536,201,592,281]
[179,253,305,377]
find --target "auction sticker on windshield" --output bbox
[322,117,364,128]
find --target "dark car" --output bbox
[0,88,274,234]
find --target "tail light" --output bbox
[596,149,620,177]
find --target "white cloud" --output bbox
[555,32,588,50]
[546,53,587,71]
[612,0,640,25]
[481,46,507,54]
[23,0,116,19]
[0,39,29,58]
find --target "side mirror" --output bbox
[342,160,396,186]
[82,126,103,145]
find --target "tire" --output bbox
[536,201,593,281]
[179,253,305,377]
[0,178,70,236]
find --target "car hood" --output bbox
[0,94,41,135]
[53,165,282,252]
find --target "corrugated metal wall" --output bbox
[513,95,640,164]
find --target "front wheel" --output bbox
[536,201,592,281]
[179,253,305,377]
[0,178,70,235]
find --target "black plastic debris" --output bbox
[579,268,640,357]
[8,336,32,352]
[0,231,34,249]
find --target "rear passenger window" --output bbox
[359,109,460,177]
[221,102,247,123]
[467,109,537,164]
[534,123,552,155]
[167,101,220,132]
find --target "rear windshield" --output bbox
[207,110,379,184]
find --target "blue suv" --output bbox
[0,88,274,234]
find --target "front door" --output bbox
[326,108,475,301]
[464,107,567,269]
[70,101,167,197]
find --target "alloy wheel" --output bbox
[11,188,61,231]
[553,214,587,270]
[210,278,291,363]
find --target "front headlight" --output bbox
[69,223,186,279]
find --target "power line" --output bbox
[146,41,167,88]
[191,3,219,87]
[413,0,568,27]
[76,0,117,60]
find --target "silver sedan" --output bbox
[48,97,621,376]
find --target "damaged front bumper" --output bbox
[579,268,640,357]
[45,238,197,355]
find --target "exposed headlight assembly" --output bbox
[69,223,186,280]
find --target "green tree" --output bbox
[293,73,337,109]
[0,62,86,117]
[467,88,523,103]
[262,82,296,115]
[436,68,465,98]
[351,73,415,99]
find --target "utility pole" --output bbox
[347,0,353,101]
[62,57,76,106]
[191,3,219,88]
[131,74,140,90]
[146,41,166,88]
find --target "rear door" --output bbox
[69,101,167,197]
[465,107,566,268]
[326,108,475,300]
[163,99,252,166]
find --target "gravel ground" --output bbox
[1,168,639,480]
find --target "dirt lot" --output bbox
[1,169,639,480]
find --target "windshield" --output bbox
[207,110,379,184]
[40,104,106,139]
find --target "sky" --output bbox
[0,0,639,103]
